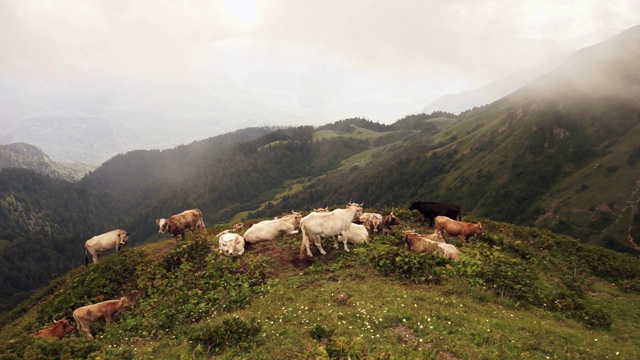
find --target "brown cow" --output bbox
[73,297,132,339]
[33,319,74,340]
[381,212,400,235]
[403,230,460,261]
[434,216,484,241]
[156,208,206,239]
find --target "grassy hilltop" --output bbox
[1,210,639,359]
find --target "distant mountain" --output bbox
[421,55,568,114]
[421,28,624,115]
[0,143,94,181]
[0,70,324,165]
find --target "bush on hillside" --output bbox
[189,316,261,354]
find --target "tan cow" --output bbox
[33,319,74,340]
[356,212,383,234]
[156,209,206,239]
[434,216,484,241]
[403,230,460,261]
[85,229,130,266]
[73,297,132,339]
[243,211,302,244]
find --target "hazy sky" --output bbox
[2,0,640,123]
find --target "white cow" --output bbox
[335,223,369,250]
[243,212,302,244]
[84,229,129,266]
[217,232,245,256]
[299,202,363,257]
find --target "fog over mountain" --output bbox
[1,1,638,164]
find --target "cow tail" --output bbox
[84,244,89,267]
[458,209,462,221]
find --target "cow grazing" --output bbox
[335,223,369,250]
[403,230,460,261]
[156,208,206,239]
[356,212,383,234]
[299,202,363,257]
[33,319,74,340]
[243,211,302,244]
[84,229,130,266]
[434,216,484,241]
[217,232,245,256]
[408,201,461,227]
[73,297,131,339]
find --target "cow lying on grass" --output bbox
[73,297,131,339]
[404,230,460,261]
[434,216,484,241]
[33,319,74,340]
[217,231,245,256]
[243,211,302,244]
[335,223,369,250]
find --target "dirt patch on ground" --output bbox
[246,238,315,274]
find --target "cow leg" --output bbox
[313,235,327,255]
[341,232,350,252]
[333,236,339,249]
[92,251,100,264]
[300,232,313,258]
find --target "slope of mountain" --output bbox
[420,28,624,115]
[262,25,640,252]
[0,143,94,181]
[421,54,568,114]
[1,216,639,358]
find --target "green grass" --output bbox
[1,214,639,359]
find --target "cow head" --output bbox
[156,218,168,233]
[475,222,484,236]
[119,297,132,310]
[347,202,363,218]
[52,318,74,338]
[118,231,130,246]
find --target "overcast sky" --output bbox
[2,0,640,123]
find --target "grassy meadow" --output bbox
[1,210,639,359]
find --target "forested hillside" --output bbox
[0,143,94,181]
[0,127,274,313]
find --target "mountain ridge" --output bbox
[0,143,94,181]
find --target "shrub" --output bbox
[367,244,451,284]
[188,316,261,354]
[309,324,335,342]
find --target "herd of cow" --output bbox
[34,201,483,340]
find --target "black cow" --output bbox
[408,200,461,227]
